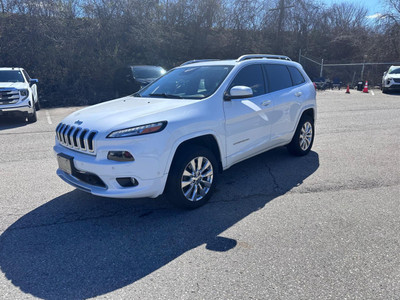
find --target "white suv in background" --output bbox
[382,65,400,93]
[54,54,317,208]
[0,67,39,122]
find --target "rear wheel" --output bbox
[166,146,218,209]
[287,115,314,156]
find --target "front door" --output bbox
[223,64,273,167]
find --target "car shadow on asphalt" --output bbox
[0,116,28,130]
[0,148,319,299]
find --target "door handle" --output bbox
[295,92,302,97]
[261,100,271,106]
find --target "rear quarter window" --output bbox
[288,66,305,86]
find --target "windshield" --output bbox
[0,70,25,83]
[388,67,400,74]
[132,66,166,79]
[139,65,233,99]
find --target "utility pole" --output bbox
[269,0,294,53]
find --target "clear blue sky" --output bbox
[320,0,386,15]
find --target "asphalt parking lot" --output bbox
[0,89,399,299]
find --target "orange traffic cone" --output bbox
[346,85,350,93]
[363,81,369,93]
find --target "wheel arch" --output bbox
[302,107,315,121]
[166,134,224,176]
[289,106,316,141]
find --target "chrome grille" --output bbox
[56,123,98,154]
[0,87,20,105]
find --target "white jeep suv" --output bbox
[0,67,40,122]
[54,54,316,208]
[382,65,400,93]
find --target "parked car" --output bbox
[0,67,39,122]
[54,54,316,209]
[113,65,166,97]
[382,65,400,93]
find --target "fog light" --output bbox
[116,177,139,187]
[107,151,134,162]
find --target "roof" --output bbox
[0,67,24,71]
[179,54,294,68]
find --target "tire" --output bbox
[27,104,37,123]
[35,98,41,111]
[166,145,218,209]
[382,87,388,94]
[287,115,314,156]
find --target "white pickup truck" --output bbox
[54,54,316,208]
[0,67,39,122]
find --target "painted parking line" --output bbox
[45,110,53,125]
[371,90,375,96]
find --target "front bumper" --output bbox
[383,79,400,90]
[0,98,34,115]
[387,85,400,91]
[54,143,169,199]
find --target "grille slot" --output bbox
[0,88,20,104]
[87,131,97,152]
[56,123,98,154]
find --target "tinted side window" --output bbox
[263,64,292,92]
[229,64,265,97]
[288,66,305,86]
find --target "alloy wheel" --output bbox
[181,156,214,202]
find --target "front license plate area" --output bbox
[57,153,74,175]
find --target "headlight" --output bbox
[107,121,167,138]
[19,89,29,100]
[387,77,393,81]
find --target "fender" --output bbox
[292,104,316,137]
[163,130,226,175]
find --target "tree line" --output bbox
[0,0,399,106]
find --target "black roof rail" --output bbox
[180,59,220,66]
[237,54,291,62]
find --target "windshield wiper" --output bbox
[148,93,182,99]
[132,92,141,97]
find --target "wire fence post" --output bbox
[361,63,365,81]
[320,59,324,78]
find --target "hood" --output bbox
[62,96,198,132]
[136,78,156,85]
[0,82,28,89]
[387,73,400,79]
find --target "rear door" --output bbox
[262,64,303,145]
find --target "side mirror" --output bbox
[224,86,253,100]
[30,79,39,86]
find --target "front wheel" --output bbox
[27,104,37,123]
[287,115,314,156]
[166,146,218,209]
[35,98,41,111]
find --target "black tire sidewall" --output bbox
[166,146,218,209]
[28,104,37,123]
